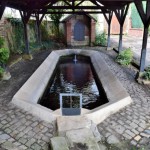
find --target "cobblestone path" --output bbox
[0,51,56,150]
[97,50,150,149]
[0,49,150,150]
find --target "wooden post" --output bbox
[19,11,31,55]
[103,11,113,48]
[0,1,6,20]
[35,13,45,45]
[140,27,148,72]
[114,4,129,53]
[135,0,150,73]
[118,25,123,52]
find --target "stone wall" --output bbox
[128,28,143,37]
[0,17,6,38]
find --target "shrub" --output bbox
[94,32,106,46]
[142,66,150,80]
[0,47,9,64]
[116,48,133,66]
[0,37,4,48]
[0,66,4,77]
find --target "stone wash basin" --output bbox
[12,49,132,124]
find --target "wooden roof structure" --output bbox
[0,0,133,12]
[0,0,150,76]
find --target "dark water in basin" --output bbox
[39,55,108,110]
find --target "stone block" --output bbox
[57,116,91,136]
[66,128,100,150]
[1,141,22,150]
[50,137,69,150]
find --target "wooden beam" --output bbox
[37,10,108,14]
[0,1,6,20]
[19,10,31,54]
[35,13,45,44]
[134,0,146,24]
[44,5,105,10]
[103,11,113,47]
[134,0,150,72]
[114,4,129,52]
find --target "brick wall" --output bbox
[90,20,96,46]
[128,28,143,37]
[65,15,96,46]
[128,18,143,37]
[104,15,129,35]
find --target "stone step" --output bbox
[57,116,102,142]
[50,137,69,150]
[66,128,100,150]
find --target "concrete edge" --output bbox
[85,96,132,124]
[12,49,132,123]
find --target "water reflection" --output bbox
[40,56,108,110]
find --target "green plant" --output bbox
[0,66,4,76]
[7,18,24,54]
[142,66,150,80]
[0,37,4,48]
[0,47,9,64]
[94,32,106,46]
[48,2,65,36]
[116,48,133,66]
[40,22,50,42]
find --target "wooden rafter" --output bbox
[36,10,107,14]
[103,10,113,47]
[114,4,129,26]
[103,10,113,24]
[0,1,6,20]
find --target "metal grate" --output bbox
[59,93,82,116]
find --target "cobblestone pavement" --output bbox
[0,48,150,150]
[110,35,150,67]
[0,50,56,150]
[97,49,150,149]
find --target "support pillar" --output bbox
[24,23,29,54]
[139,27,148,72]
[35,13,45,45]
[114,4,129,53]
[118,25,123,52]
[135,0,150,73]
[20,11,32,60]
[103,11,113,48]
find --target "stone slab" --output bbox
[50,137,69,150]
[57,116,91,136]
[1,142,22,150]
[66,128,100,150]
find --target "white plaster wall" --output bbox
[95,14,105,35]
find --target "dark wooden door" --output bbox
[74,21,85,41]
